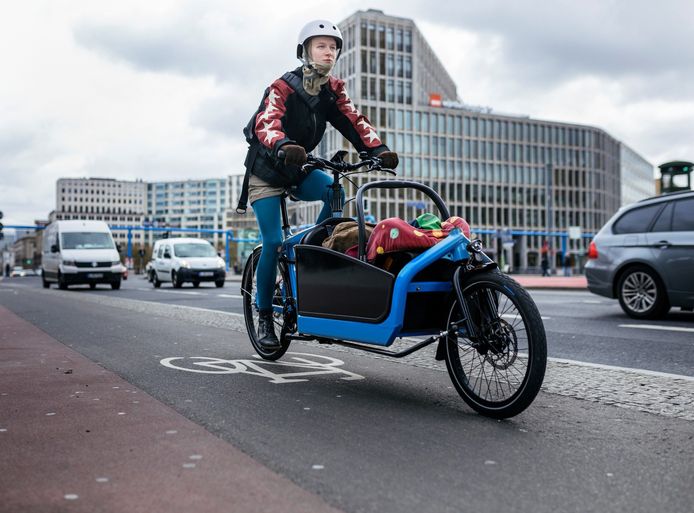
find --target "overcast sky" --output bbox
[1,0,692,226]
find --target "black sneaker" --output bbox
[257,310,281,350]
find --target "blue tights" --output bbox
[252,170,341,312]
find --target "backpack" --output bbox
[236,72,325,214]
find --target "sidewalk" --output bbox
[0,305,343,513]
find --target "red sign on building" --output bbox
[429,93,442,107]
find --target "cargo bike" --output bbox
[242,152,547,418]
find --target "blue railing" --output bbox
[4,224,593,272]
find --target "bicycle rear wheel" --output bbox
[241,247,293,361]
[444,272,546,418]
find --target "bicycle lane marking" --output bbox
[160,352,365,384]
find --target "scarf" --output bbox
[301,44,335,96]
[302,61,332,96]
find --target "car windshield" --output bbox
[173,243,216,258]
[61,232,115,250]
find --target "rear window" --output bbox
[672,197,694,231]
[612,204,663,234]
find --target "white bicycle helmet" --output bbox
[296,19,343,61]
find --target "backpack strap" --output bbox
[281,72,320,110]
[235,143,260,214]
[237,72,316,214]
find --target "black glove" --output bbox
[280,144,307,166]
[379,151,399,169]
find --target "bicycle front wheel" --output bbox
[444,272,546,418]
[241,247,293,361]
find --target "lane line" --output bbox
[548,357,694,381]
[619,324,694,334]
[137,288,203,296]
[502,313,551,320]
[218,294,243,299]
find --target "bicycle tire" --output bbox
[241,247,293,361]
[444,272,546,418]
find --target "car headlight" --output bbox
[179,260,191,269]
[112,261,121,266]
[62,259,76,266]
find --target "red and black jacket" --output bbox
[244,67,389,191]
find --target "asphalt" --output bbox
[1,279,692,513]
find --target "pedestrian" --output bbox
[564,252,573,277]
[238,19,398,350]
[541,255,550,277]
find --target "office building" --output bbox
[286,9,654,270]
[146,178,231,246]
[620,143,655,206]
[52,178,147,245]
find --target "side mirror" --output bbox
[51,244,59,253]
[116,243,122,253]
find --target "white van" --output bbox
[151,237,226,288]
[42,220,123,290]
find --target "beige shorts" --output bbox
[248,174,285,206]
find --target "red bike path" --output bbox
[512,274,587,290]
[0,305,343,513]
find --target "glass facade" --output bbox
[291,9,652,271]
[620,143,655,206]
[146,178,230,245]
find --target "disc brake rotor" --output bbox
[481,318,518,370]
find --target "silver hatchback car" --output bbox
[585,190,694,319]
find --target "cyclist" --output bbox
[242,19,398,350]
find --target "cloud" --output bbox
[408,1,694,89]
[1,0,693,226]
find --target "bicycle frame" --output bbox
[244,154,546,419]
[273,176,483,347]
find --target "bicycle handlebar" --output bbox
[302,154,380,173]
[276,149,394,175]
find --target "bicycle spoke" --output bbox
[448,280,537,404]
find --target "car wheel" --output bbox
[89,283,96,290]
[172,271,183,288]
[153,273,162,288]
[111,278,121,290]
[42,275,51,289]
[193,281,200,288]
[215,280,225,288]
[617,266,670,319]
[58,273,68,290]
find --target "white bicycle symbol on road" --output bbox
[160,352,365,384]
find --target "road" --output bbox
[8,274,694,376]
[1,276,693,513]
